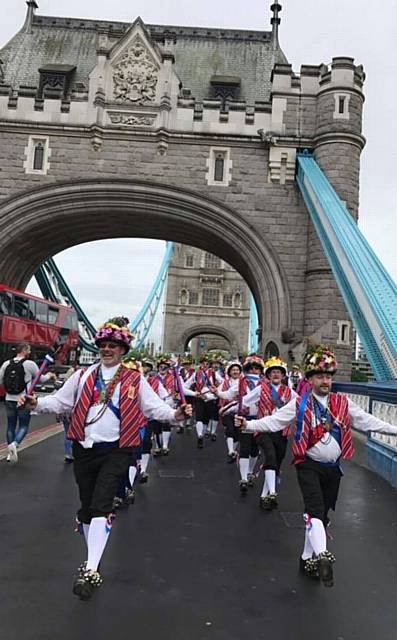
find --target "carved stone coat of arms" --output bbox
[112,38,159,104]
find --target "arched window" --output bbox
[264,341,280,359]
[234,292,242,308]
[204,253,221,269]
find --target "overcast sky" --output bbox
[1,0,396,333]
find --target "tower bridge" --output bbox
[0,3,397,638]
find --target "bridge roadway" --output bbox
[0,420,396,640]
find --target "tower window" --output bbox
[185,255,194,268]
[214,153,225,182]
[24,136,51,175]
[338,320,351,345]
[333,93,350,120]
[33,143,45,170]
[223,293,233,307]
[204,253,222,269]
[189,291,199,305]
[338,96,346,114]
[202,288,220,306]
[206,147,232,186]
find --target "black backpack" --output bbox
[3,358,27,394]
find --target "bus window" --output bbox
[28,298,36,320]
[48,307,58,324]
[14,295,31,319]
[0,292,13,315]
[36,301,48,324]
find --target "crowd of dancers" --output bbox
[18,316,397,599]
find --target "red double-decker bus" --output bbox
[0,285,79,371]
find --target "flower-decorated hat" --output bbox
[95,316,133,354]
[157,354,172,367]
[226,360,243,376]
[303,344,338,378]
[264,356,288,377]
[123,357,142,372]
[243,354,265,372]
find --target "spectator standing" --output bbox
[0,341,55,463]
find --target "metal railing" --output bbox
[333,381,397,487]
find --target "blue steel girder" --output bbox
[296,153,397,381]
[130,242,174,349]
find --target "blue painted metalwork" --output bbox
[332,380,397,487]
[249,294,259,352]
[130,242,174,348]
[35,258,98,354]
[297,153,397,381]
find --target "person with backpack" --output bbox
[0,341,56,463]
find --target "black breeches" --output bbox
[255,431,288,473]
[223,414,240,442]
[73,443,136,523]
[295,459,342,526]
[239,432,259,458]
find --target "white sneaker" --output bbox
[8,442,18,463]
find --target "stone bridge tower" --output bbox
[162,244,250,357]
[0,2,366,378]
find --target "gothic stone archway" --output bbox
[180,325,239,357]
[0,179,292,352]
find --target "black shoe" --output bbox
[299,556,320,579]
[239,480,248,494]
[267,493,278,509]
[162,447,170,456]
[64,455,74,464]
[197,437,204,449]
[204,432,210,439]
[73,565,103,600]
[139,472,149,484]
[259,496,273,511]
[318,551,335,587]
[176,427,184,434]
[152,448,162,457]
[211,434,217,442]
[73,577,94,601]
[247,473,256,487]
[227,452,235,463]
[124,488,135,505]
[112,496,124,510]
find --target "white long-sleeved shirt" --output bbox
[242,394,397,464]
[36,363,180,448]
[183,370,223,401]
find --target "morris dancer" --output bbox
[20,317,191,601]
[216,355,263,492]
[215,361,242,462]
[153,357,175,455]
[184,357,222,448]
[242,357,295,510]
[235,345,397,587]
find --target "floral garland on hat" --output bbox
[95,316,133,351]
[303,344,338,377]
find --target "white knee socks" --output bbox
[82,523,90,546]
[128,466,137,487]
[301,529,315,560]
[264,469,276,494]
[248,456,258,474]
[239,457,249,481]
[162,431,171,449]
[140,453,150,473]
[210,420,217,435]
[307,517,327,555]
[226,437,234,454]
[196,421,204,437]
[86,516,112,571]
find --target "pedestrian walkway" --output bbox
[0,427,396,640]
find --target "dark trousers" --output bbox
[255,432,288,473]
[72,442,136,523]
[239,432,259,458]
[223,414,240,443]
[296,458,342,526]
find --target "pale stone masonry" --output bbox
[162,244,250,357]
[0,3,366,378]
